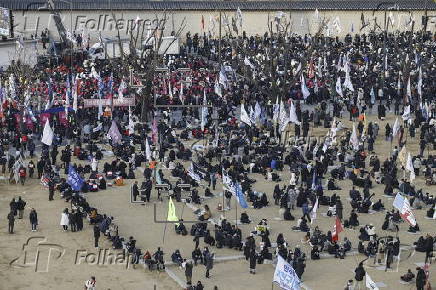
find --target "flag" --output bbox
[72,77,78,112]
[222,169,236,194]
[151,118,158,145]
[343,63,354,92]
[41,120,54,146]
[393,193,416,226]
[417,67,422,97]
[332,216,343,242]
[406,152,415,181]
[145,137,152,161]
[349,123,359,150]
[235,182,248,208]
[397,72,401,94]
[289,101,301,125]
[118,79,127,99]
[273,255,301,290]
[365,273,379,290]
[167,197,179,225]
[370,87,375,105]
[335,76,343,97]
[300,74,310,99]
[128,107,135,135]
[244,57,254,69]
[311,170,317,191]
[67,165,84,191]
[219,67,228,89]
[108,120,122,145]
[214,78,222,97]
[201,90,208,131]
[273,97,280,124]
[402,105,411,121]
[240,104,252,126]
[236,7,243,27]
[180,81,184,104]
[311,197,319,223]
[254,102,262,122]
[201,15,205,31]
[406,76,411,98]
[398,145,407,167]
[168,80,173,99]
[392,118,400,138]
[279,101,289,132]
[188,163,201,182]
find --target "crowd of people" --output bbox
[1,28,435,290]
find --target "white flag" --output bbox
[406,152,415,181]
[417,67,422,97]
[402,105,411,121]
[370,87,375,105]
[343,63,354,92]
[365,273,379,290]
[406,76,411,98]
[273,256,301,290]
[273,97,280,124]
[236,7,243,27]
[244,57,254,69]
[301,74,310,99]
[72,80,78,112]
[254,102,262,121]
[311,197,318,224]
[392,117,400,137]
[350,123,359,150]
[214,78,222,97]
[240,104,252,126]
[201,90,208,131]
[41,120,54,146]
[145,137,152,161]
[289,101,301,125]
[335,77,343,97]
[279,101,289,132]
[128,107,135,135]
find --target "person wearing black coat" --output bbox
[93,225,100,248]
[7,211,15,234]
[76,209,83,231]
[416,267,426,290]
[249,249,257,274]
[424,234,434,264]
[354,262,365,289]
[29,208,38,231]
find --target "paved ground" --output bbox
[0,111,435,290]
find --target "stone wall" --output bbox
[12,9,436,41]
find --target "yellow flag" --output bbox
[167,197,179,225]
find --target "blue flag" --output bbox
[67,165,84,191]
[235,182,248,208]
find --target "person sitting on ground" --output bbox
[175,219,188,235]
[327,178,341,190]
[198,205,211,221]
[292,217,309,232]
[400,269,415,282]
[171,249,184,267]
[408,223,420,233]
[283,207,295,221]
[372,199,384,211]
[311,245,320,260]
[240,211,251,224]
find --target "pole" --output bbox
[235,193,238,226]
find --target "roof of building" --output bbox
[3,0,436,11]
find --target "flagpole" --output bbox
[235,193,238,226]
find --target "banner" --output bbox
[83,98,135,108]
[67,165,84,191]
[273,256,301,290]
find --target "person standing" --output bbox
[18,166,26,185]
[132,181,139,201]
[60,208,69,231]
[184,259,193,285]
[249,248,257,274]
[354,262,365,290]
[205,252,214,278]
[144,178,152,202]
[93,225,100,248]
[416,267,426,290]
[425,234,434,264]
[48,179,55,201]
[28,160,35,178]
[16,197,26,219]
[7,211,15,234]
[29,208,38,231]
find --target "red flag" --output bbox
[201,15,205,31]
[332,216,343,242]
